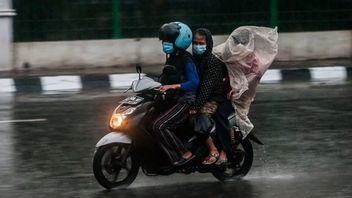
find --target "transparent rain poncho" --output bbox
[213,26,278,137]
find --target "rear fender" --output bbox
[247,133,264,145]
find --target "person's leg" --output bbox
[202,136,220,165]
[213,100,235,162]
[197,101,221,165]
[152,103,190,165]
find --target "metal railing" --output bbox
[13,0,352,42]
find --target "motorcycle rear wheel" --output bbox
[93,143,140,189]
[212,138,253,181]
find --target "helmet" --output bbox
[159,22,193,50]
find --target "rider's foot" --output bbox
[173,151,195,167]
[202,150,219,165]
[215,150,228,165]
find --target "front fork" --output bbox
[108,144,133,171]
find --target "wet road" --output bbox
[0,82,352,198]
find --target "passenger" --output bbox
[211,26,279,163]
[187,28,233,165]
[153,22,200,166]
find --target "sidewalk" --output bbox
[0,59,351,93]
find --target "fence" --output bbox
[13,0,352,42]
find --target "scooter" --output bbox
[92,66,263,189]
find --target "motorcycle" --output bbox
[92,66,263,189]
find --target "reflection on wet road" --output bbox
[0,82,351,198]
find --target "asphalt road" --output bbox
[0,81,351,198]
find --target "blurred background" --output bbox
[0,0,351,72]
[1,1,352,197]
[12,0,352,41]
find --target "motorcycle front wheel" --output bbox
[212,138,253,181]
[93,143,140,189]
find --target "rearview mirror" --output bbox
[136,64,142,80]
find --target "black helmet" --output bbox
[159,22,179,43]
[159,22,193,49]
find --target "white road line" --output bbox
[310,66,347,81]
[260,69,282,83]
[0,78,16,92]
[40,75,82,91]
[0,118,47,124]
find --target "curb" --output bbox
[0,66,351,94]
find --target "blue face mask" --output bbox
[162,42,175,54]
[192,44,207,55]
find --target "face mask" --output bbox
[192,44,207,55]
[162,42,175,54]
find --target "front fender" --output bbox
[96,132,132,148]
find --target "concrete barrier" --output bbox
[1,66,351,94]
[11,30,352,71]
[276,30,352,61]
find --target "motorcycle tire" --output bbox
[212,138,253,181]
[93,143,140,189]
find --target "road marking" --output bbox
[310,66,347,81]
[261,69,282,83]
[40,75,82,91]
[0,118,47,124]
[0,78,16,92]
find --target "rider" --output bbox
[188,28,234,165]
[153,22,199,166]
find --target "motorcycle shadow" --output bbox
[93,180,254,198]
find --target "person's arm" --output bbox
[191,59,223,111]
[159,61,199,92]
[180,62,199,92]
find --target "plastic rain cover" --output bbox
[213,26,278,137]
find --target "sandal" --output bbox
[174,152,195,167]
[215,151,228,165]
[215,158,228,165]
[202,151,219,165]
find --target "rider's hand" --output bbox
[189,107,198,115]
[189,110,197,115]
[159,84,180,92]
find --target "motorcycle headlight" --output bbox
[109,107,137,130]
[110,113,125,129]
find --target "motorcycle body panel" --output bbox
[95,132,132,147]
